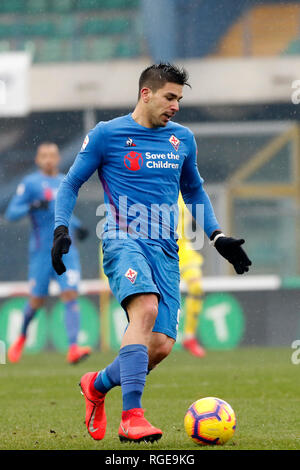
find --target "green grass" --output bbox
[0,347,299,450]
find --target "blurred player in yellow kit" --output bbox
[178,193,206,357]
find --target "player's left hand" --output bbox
[51,225,72,275]
[76,226,89,241]
[212,234,252,274]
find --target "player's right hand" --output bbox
[51,225,72,275]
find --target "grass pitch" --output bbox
[0,347,299,450]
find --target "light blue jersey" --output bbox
[6,171,80,252]
[54,114,220,340]
[55,113,220,258]
[5,171,81,296]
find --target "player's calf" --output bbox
[148,333,175,370]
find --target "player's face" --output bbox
[35,144,60,175]
[147,82,183,128]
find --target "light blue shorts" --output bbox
[28,246,81,297]
[102,238,181,341]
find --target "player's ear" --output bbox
[140,87,151,103]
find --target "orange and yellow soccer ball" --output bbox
[184,397,236,446]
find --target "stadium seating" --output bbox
[55,17,77,39]
[0,0,142,62]
[77,37,116,61]
[282,38,300,55]
[0,0,25,14]
[76,0,139,10]
[0,40,9,52]
[24,21,56,37]
[27,0,48,14]
[116,40,140,58]
[35,39,72,62]
[214,3,300,57]
[51,0,74,14]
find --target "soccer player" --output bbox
[5,142,91,364]
[51,63,251,443]
[177,193,206,357]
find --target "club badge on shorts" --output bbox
[125,268,138,284]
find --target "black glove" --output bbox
[76,226,89,241]
[30,200,49,211]
[210,232,252,275]
[51,225,72,275]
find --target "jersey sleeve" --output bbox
[180,132,220,238]
[4,177,33,221]
[55,123,106,228]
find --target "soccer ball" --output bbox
[184,397,236,445]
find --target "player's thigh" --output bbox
[28,251,52,297]
[54,247,81,293]
[102,238,160,309]
[145,245,181,342]
[124,292,159,328]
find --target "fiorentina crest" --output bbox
[169,134,180,151]
[125,268,138,284]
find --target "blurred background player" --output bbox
[177,193,206,358]
[5,142,90,364]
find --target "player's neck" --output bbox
[131,105,155,129]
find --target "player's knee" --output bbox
[141,296,159,330]
[126,293,159,331]
[30,296,45,309]
[157,339,174,359]
[60,290,78,302]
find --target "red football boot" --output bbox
[182,337,206,358]
[67,344,91,364]
[79,372,107,440]
[8,335,26,363]
[118,408,163,443]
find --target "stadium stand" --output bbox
[0,0,142,62]
[2,1,300,62]
[1,0,299,281]
[282,38,300,54]
[213,2,300,57]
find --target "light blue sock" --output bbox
[94,356,152,395]
[94,356,121,393]
[64,299,80,345]
[21,303,37,336]
[119,344,148,411]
